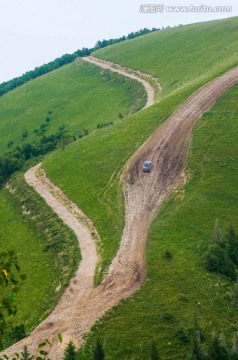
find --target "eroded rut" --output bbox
[2,60,238,358]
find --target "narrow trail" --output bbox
[2,62,238,358]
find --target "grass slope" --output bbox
[0,175,80,348]
[2,15,238,356]
[0,58,145,154]
[0,55,145,343]
[78,84,238,359]
[94,17,238,97]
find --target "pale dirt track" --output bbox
[2,62,238,359]
[83,56,156,108]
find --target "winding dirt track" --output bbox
[2,60,238,358]
[83,56,155,108]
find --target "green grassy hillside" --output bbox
[0,58,145,154]
[78,82,238,360]
[42,17,238,358]
[44,17,238,281]
[94,17,238,97]
[0,175,80,348]
[2,16,238,356]
[0,55,146,346]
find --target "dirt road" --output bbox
[2,63,238,358]
[83,56,156,108]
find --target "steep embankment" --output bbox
[2,61,238,359]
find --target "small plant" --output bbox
[161,310,173,321]
[229,279,238,307]
[19,345,34,360]
[163,250,173,260]
[21,130,29,140]
[96,122,113,130]
[175,327,190,344]
[7,141,14,148]
[0,338,54,360]
[59,125,66,132]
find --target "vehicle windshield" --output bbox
[144,162,152,167]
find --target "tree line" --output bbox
[0,28,158,97]
[0,129,76,187]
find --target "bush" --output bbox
[207,335,229,360]
[203,221,238,281]
[175,327,190,344]
[10,324,26,342]
[92,339,105,360]
[163,250,173,260]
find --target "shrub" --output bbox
[203,244,236,280]
[175,327,190,344]
[207,334,229,360]
[163,250,173,260]
[92,339,105,360]
[203,221,238,281]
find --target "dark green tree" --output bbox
[150,341,160,360]
[213,219,223,246]
[231,333,238,358]
[203,220,237,281]
[229,278,238,306]
[207,335,229,360]
[63,341,77,360]
[226,223,238,266]
[92,339,105,360]
[187,319,205,360]
[189,330,205,360]
[11,323,26,342]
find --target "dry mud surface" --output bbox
[2,63,238,358]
